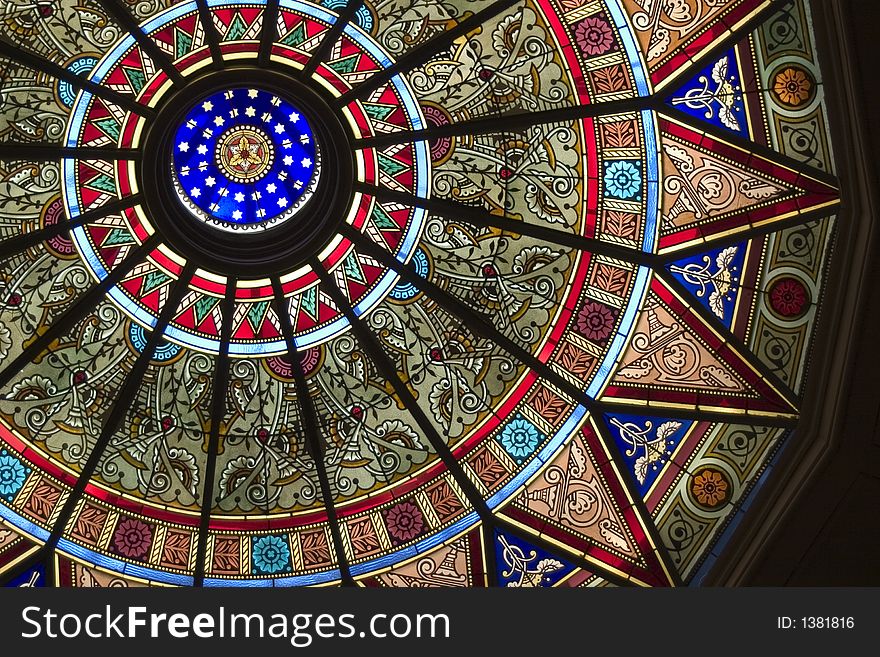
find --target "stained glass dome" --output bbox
[0,0,841,587]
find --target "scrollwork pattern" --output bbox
[627,0,732,66]
[405,2,572,120]
[1,299,130,471]
[431,123,582,230]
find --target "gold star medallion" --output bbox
[216,126,274,182]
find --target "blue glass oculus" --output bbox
[171,87,320,232]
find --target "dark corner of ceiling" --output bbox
[706,0,880,586]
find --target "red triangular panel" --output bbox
[497,417,675,587]
[358,526,487,588]
[601,274,797,418]
[657,116,838,253]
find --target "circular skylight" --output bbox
[170,87,320,232]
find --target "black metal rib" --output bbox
[308,256,492,519]
[356,96,654,149]
[41,265,195,552]
[654,202,841,265]
[193,281,236,587]
[0,145,139,161]
[269,277,354,586]
[258,0,282,67]
[93,0,185,87]
[593,403,800,585]
[335,0,520,107]
[0,235,160,390]
[340,224,602,410]
[310,257,639,587]
[195,0,225,69]
[589,418,684,587]
[300,0,364,79]
[0,38,153,118]
[593,400,798,428]
[355,182,655,266]
[0,194,141,261]
[342,224,801,430]
[483,523,500,587]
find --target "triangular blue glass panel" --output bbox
[666,242,747,330]
[667,49,748,136]
[604,414,693,497]
[493,529,576,588]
